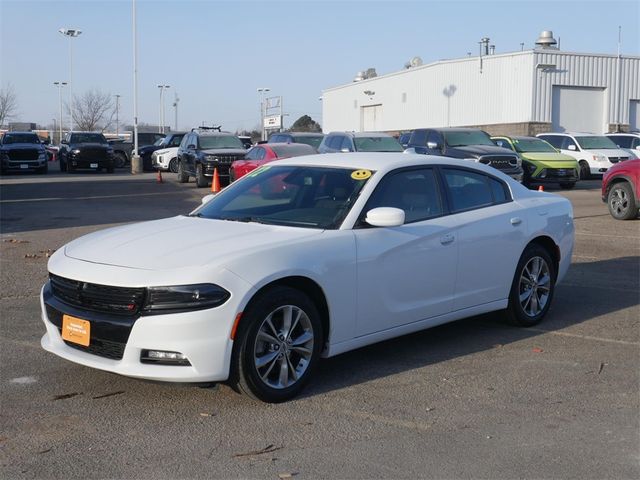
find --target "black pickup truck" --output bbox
[58,132,115,173]
[407,127,524,182]
[0,131,49,174]
[109,132,166,168]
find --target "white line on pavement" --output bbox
[0,191,186,204]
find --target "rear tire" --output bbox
[114,152,127,168]
[607,181,638,220]
[169,158,178,173]
[229,286,323,403]
[177,160,189,183]
[195,164,208,188]
[505,244,556,327]
[579,161,591,180]
[66,160,74,173]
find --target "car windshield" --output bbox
[271,144,316,158]
[200,135,243,149]
[191,165,372,229]
[2,133,40,144]
[153,137,165,146]
[444,130,494,147]
[576,136,619,150]
[70,133,107,144]
[354,136,404,152]
[293,136,323,148]
[512,138,557,153]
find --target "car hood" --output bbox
[520,152,577,162]
[155,147,179,156]
[70,143,109,149]
[1,143,45,150]
[63,215,323,271]
[447,144,516,157]
[202,148,247,156]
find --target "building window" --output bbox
[402,93,407,103]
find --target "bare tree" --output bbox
[69,89,114,131]
[0,84,18,127]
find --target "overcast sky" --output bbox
[1,0,638,133]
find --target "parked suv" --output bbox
[602,159,639,220]
[492,135,579,189]
[318,132,403,153]
[605,132,640,160]
[140,131,186,171]
[267,132,324,150]
[537,132,630,179]
[58,132,115,173]
[176,128,246,187]
[0,131,49,174]
[407,128,523,182]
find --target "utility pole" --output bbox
[173,92,179,131]
[58,28,82,131]
[131,0,141,173]
[157,84,170,133]
[114,94,121,136]
[53,81,67,144]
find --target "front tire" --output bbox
[176,160,189,183]
[579,161,591,180]
[505,244,556,327]
[168,158,178,173]
[229,286,323,403]
[607,181,638,220]
[195,164,208,188]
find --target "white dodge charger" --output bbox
[41,153,574,402]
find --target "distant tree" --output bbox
[69,89,114,132]
[0,84,18,127]
[289,115,321,132]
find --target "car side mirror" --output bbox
[365,207,405,227]
[427,141,441,150]
[568,144,577,151]
[188,144,196,149]
[201,194,215,204]
[340,148,351,153]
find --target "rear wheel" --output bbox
[114,152,127,168]
[559,182,575,190]
[195,163,208,188]
[176,160,189,183]
[229,286,323,403]
[66,160,74,173]
[579,161,591,180]
[505,244,555,327]
[168,158,178,173]
[607,181,638,220]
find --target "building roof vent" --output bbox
[353,68,377,82]
[535,30,558,49]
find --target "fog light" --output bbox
[141,349,191,366]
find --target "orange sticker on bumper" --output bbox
[62,314,90,347]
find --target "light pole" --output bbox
[53,81,67,144]
[114,94,121,136]
[58,28,82,131]
[157,84,170,133]
[131,0,141,174]
[172,92,179,131]
[257,87,270,141]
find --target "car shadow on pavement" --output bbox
[306,256,639,399]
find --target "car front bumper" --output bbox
[1,158,47,171]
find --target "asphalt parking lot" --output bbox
[1,165,638,479]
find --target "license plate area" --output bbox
[62,314,90,346]
[20,164,28,169]
[90,163,98,168]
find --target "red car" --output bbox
[602,159,640,220]
[230,143,316,181]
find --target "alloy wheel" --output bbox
[518,256,551,317]
[609,187,630,217]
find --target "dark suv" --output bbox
[138,131,186,171]
[58,132,115,173]
[318,132,403,153]
[176,128,246,187]
[0,131,49,174]
[267,132,324,150]
[407,128,523,182]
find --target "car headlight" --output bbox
[71,149,81,154]
[142,283,230,314]
[593,154,607,163]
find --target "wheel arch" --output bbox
[605,175,632,197]
[526,235,560,282]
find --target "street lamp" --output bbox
[257,87,270,141]
[114,94,121,136]
[53,81,67,144]
[58,27,82,131]
[157,84,170,133]
[172,92,179,131]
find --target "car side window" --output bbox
[633,138,640,149]
[341,136,353,152]
[426,130,441,147]
[170,135,184,147]
[410,130,427,147]
[255,148,266,160]
[364,168,443,223]
[443,168,498,213]
[327,135,340,150]
[560,137,577,150]
[494,138,513,150]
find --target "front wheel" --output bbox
[176,160,189,183]
[505,244,555,327]
[114,152,127,168]
[168,158,178,173]
[229,286,323,403]
[195,164,208,188]
[608,181,638,220]
[579,161,591,180]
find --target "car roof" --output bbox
[418,127,483,133]
[328,131,394,138]
[281,132,324,137]
[196,131,237,137]
[539,132,603,137]
[606,132,640,137]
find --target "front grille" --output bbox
[63,336,126,360]
[75,148,108,161]
[608,156,628,163]
[8,149,39,160]
[545,168,578,179]
[478,155,518,169]
[49,274,146,316]
[204,154,244,164]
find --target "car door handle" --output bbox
[510,217,522,226]
[440,233,455,245]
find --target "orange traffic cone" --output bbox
[538,185,544,192]
[211,167,221,193]
[156,169,163,183]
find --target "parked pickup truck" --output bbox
[109,132,166,168]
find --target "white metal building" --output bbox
[321,44,640,136]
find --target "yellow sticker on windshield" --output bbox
[351,169,372,180]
